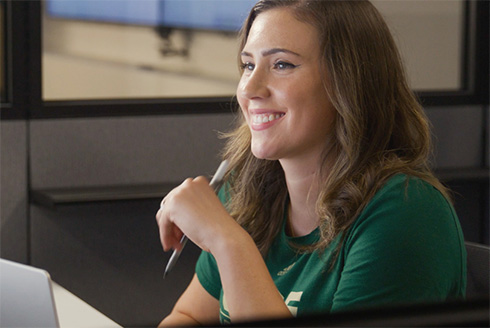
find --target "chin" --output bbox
[251,146,279,161]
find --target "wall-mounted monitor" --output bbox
[45,0,256,32]
[45,0,163,26]
[161,0,256,32]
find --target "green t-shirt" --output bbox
[196,174,467,324]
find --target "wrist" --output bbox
[209,224,255,259]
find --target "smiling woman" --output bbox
[155,0,467,326]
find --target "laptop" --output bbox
[0,258,60,328]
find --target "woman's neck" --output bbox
[280,159,321,237]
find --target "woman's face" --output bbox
[237,8,335,165]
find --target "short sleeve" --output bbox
[195,250,222,300]
[331,175,466,312]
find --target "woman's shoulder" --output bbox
[343,172,465,268]
[369,173,451,209]
[336,174,466,310]
[349,173,460,240]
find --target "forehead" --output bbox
[244,8,320,56]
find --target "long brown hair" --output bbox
[221,0,450,256]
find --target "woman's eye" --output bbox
[273,61,297,70]
[241,62,255,71]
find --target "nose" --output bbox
[238,68,270,100]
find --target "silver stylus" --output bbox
[163,160,229,278]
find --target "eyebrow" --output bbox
[241,48,301,58]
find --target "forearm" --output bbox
[158,311,201,327]
[158,274,220,327]
[211,230,292,323]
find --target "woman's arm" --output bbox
[159,274,219,327]
[211,226,291,323]
[156,177,291,323]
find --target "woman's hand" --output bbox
[156,176,292,323]
[155,176,241,254]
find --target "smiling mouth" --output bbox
[252,113,285,125]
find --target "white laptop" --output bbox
[0,258,60,328]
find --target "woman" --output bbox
[156,0,466,325]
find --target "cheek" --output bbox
[296,87,335,133]
[239,106,250,127]
[313,100,336,133]
[278,77,315,105]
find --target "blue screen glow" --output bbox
[46,0,257,32]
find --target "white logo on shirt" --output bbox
[277,262,296,276]
[285,291,303,316]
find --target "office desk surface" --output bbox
[53,282,121,327]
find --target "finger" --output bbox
[193,176,209,184]
[156,208,181,252]
[171,226,185,251]
[160,191,171,208]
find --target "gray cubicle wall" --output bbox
[426,105,488,244]
[427,106,483,169]
[0,121,29,263]
[1,104,488,326]
[27,113,234,326]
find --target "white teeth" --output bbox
[252,113,284,125]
